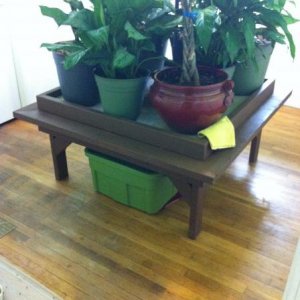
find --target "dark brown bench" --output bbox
[14,82,291,239]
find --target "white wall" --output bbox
[0,0,74,124]
[8,0,74,106]
[267,6,300,108]
[0,3,20,124]
[283,239,300,300]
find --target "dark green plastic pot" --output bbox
[53,52,100,106]
[94,74,148,120]
[233,43,274,95]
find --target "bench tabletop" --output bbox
[14,85,291,185]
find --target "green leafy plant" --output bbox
[90,0,181,79]
[41,0,181,78]
[40,0,108,69]
[194,0,298,68]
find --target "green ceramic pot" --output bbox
[233,43,274,95]
[94,74,148,120]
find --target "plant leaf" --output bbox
[264,30,286,44]
[221,25,241,63]
[140,40,156,52]
[125,22,147,41]
[41,42,84,53]
[163,0,175,12]
[65,0,84,10]
[84,26,109,48]
[103,0,163,28]
[145,14,182,36]
[40,6,69,26]
[282,12,299,25]
[63,9,96,30]
[258,7,296,58]
[126,0,163,11]
[102,0,128,32]
[64,48,91,69]
[112,48,135,69]
[92,0,106,27]
[242,15,256,60]
[195,6,219,53]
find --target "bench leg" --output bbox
[170,177,206,239]
[49,134,71,180]
[188,184,205,239]
[249,130,262,164]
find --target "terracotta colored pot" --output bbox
[149,67,234,134]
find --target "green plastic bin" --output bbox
[85,149,177,214]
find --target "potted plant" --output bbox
[194,1,239,79]
[138,0,183,72]
[40,0,103,106]
[88,0,181,120]
[228,0,298,95]
[150,0,235,134]
[170,0,297,95]
[170,1,237,78]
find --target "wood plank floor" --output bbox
[0,106,300,300]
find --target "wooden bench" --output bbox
[14,83,291,239]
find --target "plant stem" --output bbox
[134,55,164,77]
[180,0,200,85]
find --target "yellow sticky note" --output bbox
[198,116,236,150]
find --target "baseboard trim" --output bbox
[283,239,300,300]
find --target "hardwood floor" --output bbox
[0,106,299,300]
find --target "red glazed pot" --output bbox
[149,66,234,134]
